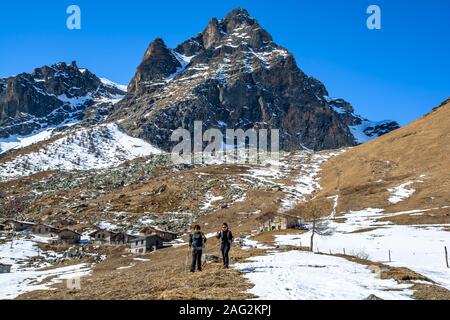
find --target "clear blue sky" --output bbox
[1,0,449,125]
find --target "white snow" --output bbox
[275,208,450,290]
[200,192,224,211]
[240,236,273,250]
[116,264,135,270]
[165,51,196,82]
[138,216,155,226]
[0,123,162,180]
[388,181,419,204]
[0,263,92,300]
[239,151,341,214]
[99,77,128,92]
[279,152,341,213]
[331,105,348,114]
[96,221,119,231]
[349,120,394,144]
[133,258,150,262]
[0,77,126,155]
[0,128,57,154]
[0,234,91,300]
[234,250,413,300]
[57,94,91,107]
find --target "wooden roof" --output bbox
[88,229,117,237]
[140,226,178,235]
[58,229,82,236]
[2,219,35,226]
[32,223,59,230]
[0,263,12,267]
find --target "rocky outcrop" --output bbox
[128,39,182,94]
[0,62,125,139]
[326,98,400,143]
[111,8,399,152]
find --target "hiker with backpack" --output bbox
[216,223,234,269]
[189,225,207,272]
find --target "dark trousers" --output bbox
[221,243,231,267]
[191,249,203,271]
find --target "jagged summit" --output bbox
[175,8,272,55]
[129,38,182,93]
[224,7,251,19]
[0,62,126,144]
[110,8,399,152]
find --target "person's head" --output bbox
[222,223,229,231]
[193,225,201,232]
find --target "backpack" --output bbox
[191,232,205,250]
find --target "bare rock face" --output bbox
[110,8,399,152]
[128,38,182,94]
[0,62,126,139]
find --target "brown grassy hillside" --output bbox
[310,98,450,224]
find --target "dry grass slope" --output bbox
[293,99,450,223]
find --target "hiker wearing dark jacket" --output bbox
[189,225,207,272]
[216,223,234,269]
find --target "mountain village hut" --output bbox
[139,226,178,242]
[111,232,139,245]
[58,229,81,245]
[0,263,12,273]
[127,235,164,254]
[89,229,116,244]
[2,220,35,232]
[89,229,138,245]
[258,213,301,232]
[30,224,60,236]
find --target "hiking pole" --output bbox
[185,246,190,272]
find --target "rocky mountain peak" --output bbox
[202,18,224,49]
[198,8,271,50]
[28,61,100,98]
[110,8,400,152]
[128,38,182,93]
[222,8,256,30]
[0,63,126,141]
[144,38,169,58]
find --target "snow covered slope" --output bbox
[349,120,401,144]
[275,208,450,291]
[325,97,400,144]
[0,123,162,180]
[235,250,413,300]
[0,62,127,154]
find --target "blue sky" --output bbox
[1,0,449,125]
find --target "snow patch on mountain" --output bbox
[388,181,419,204]
[234,250,413,300]
[99,77,128,92]
[350,120,397,144]
[0,76,127,155]
[0,128,58,154]
[0,123,161,180]
[325,96,400,144]
[0,234,93,300]
[275,208,450,290]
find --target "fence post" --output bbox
[445,246,449,268]
[343,248,346,255]
[389,250,392,263]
